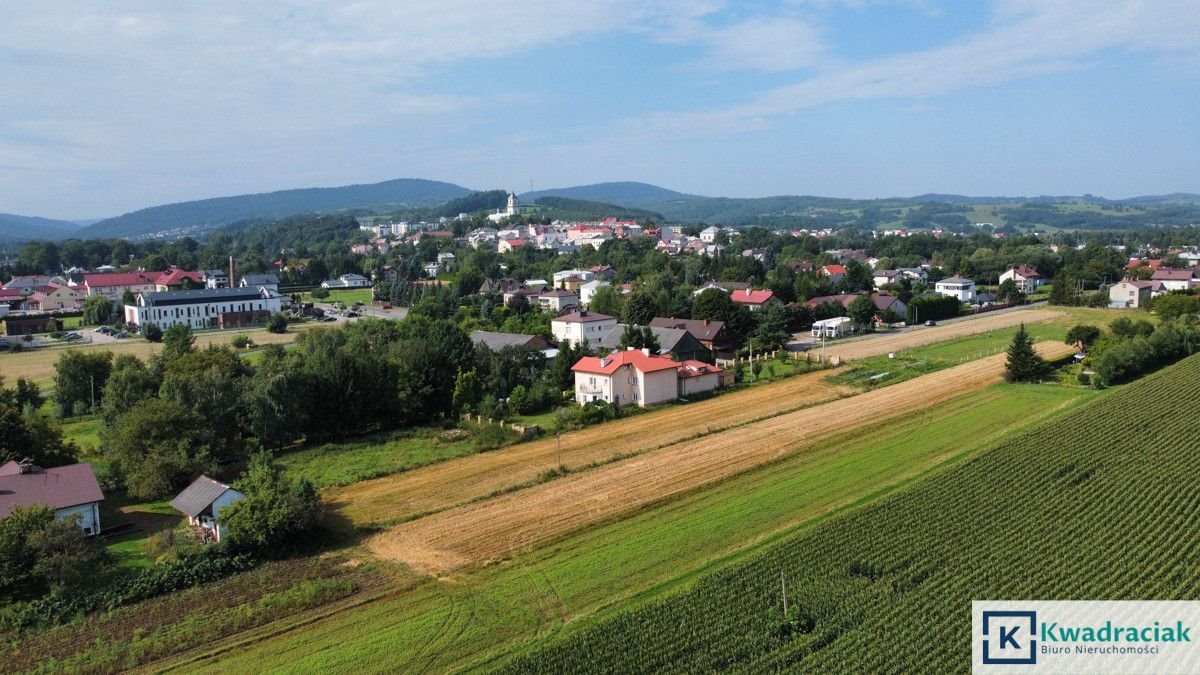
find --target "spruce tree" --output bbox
[1004,323,1051,383]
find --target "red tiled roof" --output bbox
[83,272,157,288]
[676,360,723,378]
[154,268,203,286]
[822,264,847,275]
[0,462,104,517]
[730,288,775,305]
[1126,258,1163,270]
[1009,264,1041,278]
[571,350,681,376]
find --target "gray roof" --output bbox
[649,317,728,341]
[597,324,697,353]
[470,330,547,351]
[937,276,975,285]
[240,274,279,286]
[139,286,276,308]
[170,476,235,518]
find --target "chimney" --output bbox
[579,309,587,317]
[228,256,235,287]
[704,319,709,326]
[641,347,651,356]
[745,288,752,297]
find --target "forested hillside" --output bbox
[0,213,83,242]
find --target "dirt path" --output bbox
[369,343,1075,574]
[327,369,852,526]
[820,308,1062,361]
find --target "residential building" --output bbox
[934,276,976,302]
[597,324,707,362]
[1109,280,1156,309]
[470,330,551,353]
[537,288,579,313]
[437,252,456,272]
[239,274,280,293]
[571,349,680,408]
[321,273,371,289]
[154,267,205,291]
[872,269,902,287]
[999,265,1044,294]
[649,317,738,357]
[82,271,159,302]
[551,310,618,348]
[170,476,245,543]
[202,269,230,289]
[24,284,85,311]
[1151,268,1199,292]
[4,275,64,293]
[699,226,721,243]
[498,238,529,253]
[579,279,611,305]
[729,288,779,311]
[125,286,284,330]
[821,265,847,283]
[0,460,104,534]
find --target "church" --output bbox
[487,191,523,223]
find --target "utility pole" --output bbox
[556,431,562,467]
[90,375,95,412]
[781,570,789,614]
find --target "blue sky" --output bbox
[1,1,1198,219]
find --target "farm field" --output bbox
[0,323,319,387]
[164,380,1096,674]
[497,352,1200,673]
[326,367,850,527]
[368,343,1076,574]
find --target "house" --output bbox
[436,252,456,272]
[424,262,442,278]
[24,284,85,311]
[999,265,1043,294]
[551,310,618,348]
[553,269,594,291]
[579,279,611,305]
[154,267,205,291]
[649,317,738,357]
[202,269,230,289]
[125,286,284,330]
[805,293,905,322]
[239,274,280,293]
[699,226,721,243]
[536,288,579,313]
[934,276,976,302]
[470,330,552,353]
[729,288,779,311]
[1151,269,1199,292]
[973,292,999,307]
[821,265,847,284]
[479,278,525,295]
[0,460,104,534]
[321,273,371,289]
[170,476,245,543]
[498,238,529,254]
[1108,280,1156,309]
[588,265,616,280]
[571,349,722,408]
[82,271,159,302]
[597,324,708,363]
[872,270,902,288]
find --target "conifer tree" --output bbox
[1004,323,1052,382]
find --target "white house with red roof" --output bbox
[821,264,847,283]
[999,265,1044,294]
[551,310,618,348]
[729,288,779,311]
[571,349,723,407]
[1151,268,1199,292]
[0,460,105,534]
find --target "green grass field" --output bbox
[300,288,374,306]
[277,429,478,489]
[165,382,1100,673]
[500,353,1200,672]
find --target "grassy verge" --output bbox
[169,383,1102,673]
[300,288,374,306]
[277,429,478,489]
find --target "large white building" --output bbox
[125,286,283,331]
[551,310,618,348]
[934,276,976,302]
[571,349,723,408]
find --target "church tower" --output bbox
[506,191,518,216]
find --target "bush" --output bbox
[267,313,288,334]
[142,323,163,342]
[554,400,618,431]
[230,335,254,350]
[311,288,330,300]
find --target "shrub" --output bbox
[142,323,163,342]
[267,313,289,334]
[311,288,330,300]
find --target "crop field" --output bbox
[495,352,1200,673]
[369,343,1075,574]
[327,368,850,527]
[167,380,1095,674]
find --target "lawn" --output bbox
[99,495,179,570]
[172,382,1103,673]
[300,288,374,306]
[277,429,479,489]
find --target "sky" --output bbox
[2,1,1199,220]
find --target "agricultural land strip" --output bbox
[370,342,1076,574]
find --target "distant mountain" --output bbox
[78,178,473,240]
[0,213,84,242]
[532,196,664,221]
[521,181,703,206]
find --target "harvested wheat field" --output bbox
[370,343,1075,574]
[327,368,852,526]
[821,308,1062,361]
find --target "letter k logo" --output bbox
[999,624,1021,650]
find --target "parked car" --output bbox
[0,338,9,349]
[319,316,337,322]
[345,311,359,318]
[65,332,82,340]
[924,320,937,326]
[114,331,129,339]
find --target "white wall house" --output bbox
[0,461,105,535]
[321,273,371,289]
[83,272,159,303]
[572,349,682,407]
[551,310,618,348]
[537,289,579,312]
[934,276,976,302]
[125,286,283,331]
[170,476,246,543]
[1151,269,1199,292]
[999,265,1043,294]
[1108,280,1156,309]
[579,279,611,305]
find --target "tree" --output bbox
[0,505,51,596]
[0,506,108,598]
[1109,317,1136,338]
[54,350,113,416]
[162,324,196,361]
[82,295,114,326]
[100,354,158,426]
[996,279,1025,304]
[587,285,624,317]
[221,452,322,554]
[1048,274,1078,306]
[142,323,163,342]
[847,295,877,332]
[621,291,657,325]
[753,302,792,351]
[1065,325,1101,351]
[104,398,213,499]
[879,308,903,327]
[1152,293,1200,321]
[452,369,483,414]
[618,324,660,354]
[1004,323,1052,383]
[692,288,736,323]
[267,312,289,334]
[121,289,136,307]
[311,287,330,300]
